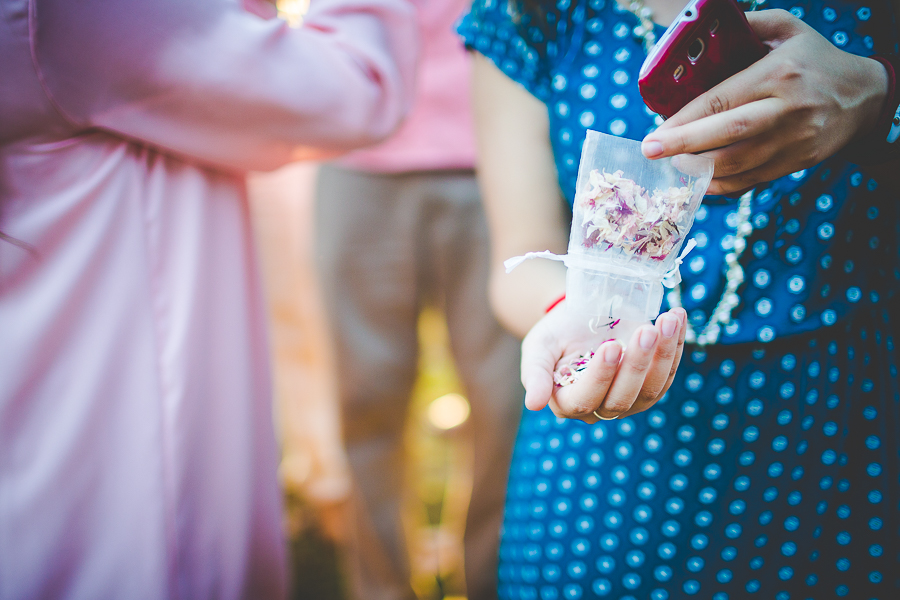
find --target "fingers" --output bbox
[659,307,688,397]
[643,97,785,160]
[548,340,622,420]
[591,324,660,419]
[620,308,687,418]
[705,150,801,195]
[646,55,776,137]
[619,310,683,416]
[541,309,688,422]
[745,9,806,45]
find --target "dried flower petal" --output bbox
[578,169,694,260]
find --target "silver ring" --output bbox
[593,409,617,421]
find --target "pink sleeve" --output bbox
[30,0,418,172]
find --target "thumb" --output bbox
[520,330,559,411]
[523,369,554,412]
[745,9,804,46]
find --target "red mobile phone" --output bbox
[638,0,768,119]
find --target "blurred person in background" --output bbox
[0,0,416,598]
[313,0,524,597]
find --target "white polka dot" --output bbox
[785,245,803,264]
[754,269,771,288]
[788,276,805,294]
[816,194,833,211]
[817,222,834,240]
[609,93,628,109]
[689,256,705,273]
[608,119,627,136]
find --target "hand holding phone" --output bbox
[638,0,767,119]
[639,10,890,195]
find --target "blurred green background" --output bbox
[286,308,474,600]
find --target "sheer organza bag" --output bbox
[506,130,713,386]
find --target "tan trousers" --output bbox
[314,165,523,600]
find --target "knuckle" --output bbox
[715,153,744,177]
[707,93,730,116]
[723,115,751,141]
[583,365,615,388]
[561,398,599,419]
[626,360,651,377]
[668,361,679,380]
[601,396,632,415]
[636,386,663,405]
[774,58,804,83]
[772,8,800,27]
[655,345,677,366]
[629,397,657,415]
[668,131,689,155]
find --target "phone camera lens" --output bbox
[687,38,705,62]
[709,19,720,34]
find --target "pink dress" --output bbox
[0,1,415,598]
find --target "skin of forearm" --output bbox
[473,53,571,337]
[490,260,567,339]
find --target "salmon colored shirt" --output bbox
[338,0,477,172]
[0,0,415,598]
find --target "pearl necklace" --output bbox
[621,0,757,345]
[666,190,754,346]
[626,0,658,53]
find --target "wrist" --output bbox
[862,55,894,138]
[841,53,900,165]
[544,293,566,313]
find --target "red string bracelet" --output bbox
[545,293,566,313]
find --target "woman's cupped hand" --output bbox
[521,305,687,422]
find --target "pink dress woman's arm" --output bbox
[30,0,418,172]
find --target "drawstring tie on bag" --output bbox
[659,238,696,288]
[504,237,697,289]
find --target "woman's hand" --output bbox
[520,306,687,422]
[641,9,889,195]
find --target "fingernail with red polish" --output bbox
[639,327,659,350]
[661,314,677,338]
[642,140,663,158]
[603,342,621,364]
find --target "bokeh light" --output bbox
[427,393,471,430]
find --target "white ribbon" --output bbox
[504,250,567,273]
[505,238,696,288]
[661,238,697,288]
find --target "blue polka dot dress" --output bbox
[458,0,900,598]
